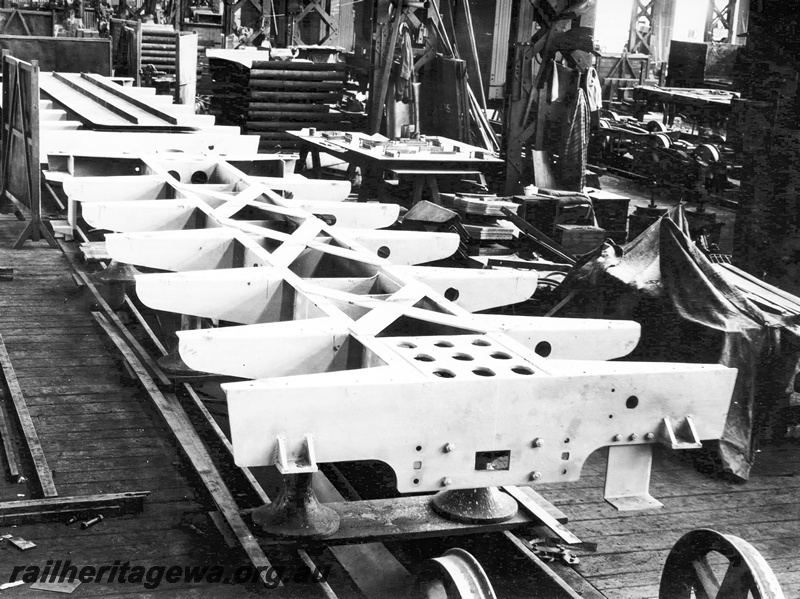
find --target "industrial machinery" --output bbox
[592,110,733,200]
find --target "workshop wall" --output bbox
[733,0,800,297]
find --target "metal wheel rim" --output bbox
[418,548,497,599]
[659,529,784,599]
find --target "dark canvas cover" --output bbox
[556,206,800,479]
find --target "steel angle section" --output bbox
[135,267,289,324]
[177,318,353,379]
[105,228,241,272]
[250,176,352,202]
[61,175,173,203]
[394,266,539,312]
[481,315,641,361]
[82,199,213,233]
[333,229,460,266]
[290,201,401,230]
[62,175,178,229]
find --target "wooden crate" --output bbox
[556,224,606,255]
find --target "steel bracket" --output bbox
[274,434,319,475]
[659,416,702,450]
[604,444,663,512]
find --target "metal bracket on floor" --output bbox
[604,444,663,512]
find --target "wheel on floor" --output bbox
[659,528,785,599]
[416,548,497,599]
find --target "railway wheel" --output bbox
[694,143,721,164]
[417,548,497,599]
[660,529,784,599]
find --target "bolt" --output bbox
[645,432,654,440]
[443,443,455,453]
[530,471,542,481]
[629,433,639,441]
[441,477,452,487]
[613,434,622,442]
[81,514,104,529]
[532,438,543,448]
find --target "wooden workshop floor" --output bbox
[0,215,267,598]
[537,443,800,599]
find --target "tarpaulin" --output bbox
[556,206,800,479]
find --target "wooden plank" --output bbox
[503,486,582,548]
[0,490,148,525]
[0,386,21,480]
[0,334,57,497]
[502,531,586,599]
[62,247,171,387]
[90,312,277,586]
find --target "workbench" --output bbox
[632,85,740,133]
[287,129,502,204]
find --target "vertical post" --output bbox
[135,20,142,86]
[705,0,717,41]
[488,0,513,101]
[263,0,273,45]
[503,0,536,194]
[336,0,354,52]
[367,3,404,134]
[27,60,40,243]
[0,50,9,201]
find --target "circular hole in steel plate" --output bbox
[444,287,459,301]
[190,170,209,184]
[433,369,456,378]
[472,368,495,377]
[511,366,534,375]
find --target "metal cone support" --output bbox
[252,473,340,539]
[89,260,143,310]
[431,487,518,524]
[89,260,142,284]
